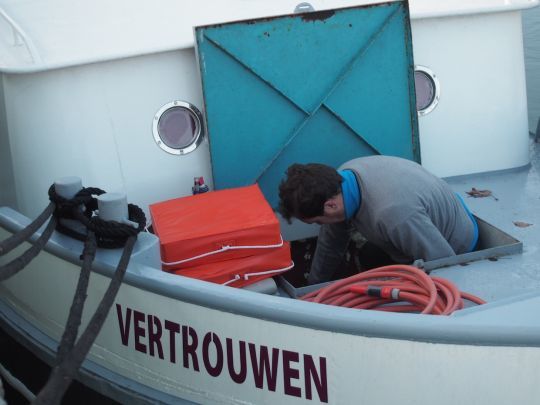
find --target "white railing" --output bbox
[0,7,42,64]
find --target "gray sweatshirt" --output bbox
[308,156,476,285]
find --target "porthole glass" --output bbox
[414,66,440,116]
[153,101,204,155]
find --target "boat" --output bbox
[1,0,540,403]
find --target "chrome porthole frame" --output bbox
[152,100,205,155]
[414,65,440,116]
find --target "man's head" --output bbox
[278,163,346,225]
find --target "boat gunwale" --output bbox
[2,206,540,348]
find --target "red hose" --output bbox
[300,265,485,315]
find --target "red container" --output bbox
[169,242,293,288]
[150,184,283,269]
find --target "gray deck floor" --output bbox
[436,138,540,302]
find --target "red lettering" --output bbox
[147,314,164,359]
[249,344,279,391]
[182,325,199,371]
[202,332,224,377]
[115,304,131,346]
[226,338,247,384]
[115,304,329,402]
[164,320,180,364]
[304,354,328,403]
[283,350,301,398]
[133,310,146,354]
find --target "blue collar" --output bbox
[339,169,361,219]
[455,193,479,252]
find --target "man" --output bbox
[278,155,478,285]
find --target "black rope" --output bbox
[73,203,146,249]
[48,185,146,249]
[55,231,96,366]
[0,216,58,282]
[48,186,105,243]
[0,203,55,256]
[0,182,147,403]
[48,185,105,217]
[38,185,145,403]
[33,236,137,405]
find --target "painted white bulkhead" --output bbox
[0,0,537,219]
[412,11,530,177]
[1,49,211,219]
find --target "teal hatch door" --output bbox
[195,0,419,208]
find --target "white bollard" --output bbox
[54,176,82,199]
[97,193,138,228]
[54,176,86,235]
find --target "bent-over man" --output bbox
[278,155,478,285]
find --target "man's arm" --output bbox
[308,222,351,285]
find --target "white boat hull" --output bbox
[2,223,540,404]
[1,1,540,403]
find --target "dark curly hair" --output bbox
[278,163,342,222]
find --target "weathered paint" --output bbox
[195,1,419,207]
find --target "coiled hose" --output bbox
[301,265,485,315]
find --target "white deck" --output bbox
[437,139,540,303]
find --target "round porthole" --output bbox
[152,101,205,155]
[414,66,440,116]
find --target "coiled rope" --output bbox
[0,183,146,404]
[301,264,485,315]
[48,185,146,248]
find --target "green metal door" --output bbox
[195,1,419,208]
